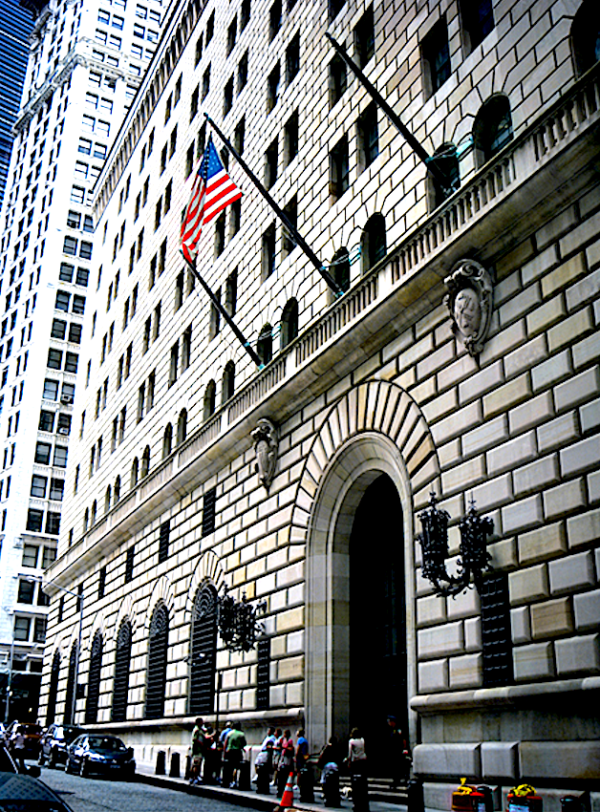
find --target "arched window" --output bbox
[83,508,89,533]
[162,424,173,459]
[361,213,386,274]
[189,584,218,715]
[114,476,121,504]
[257,324,273,366]
[473,95,513,168]
[571,0,600,76]
[141,445,151,477]
[428,143,460,211]
[63,642,78,725]
[131,457,139,488]
[46,651,60,726]
[280,299,299,349]
[332,248,350,293]
[85,631,103,724]
[177,409,187,445]
[104,485,112,514]
[203,380,216,420]
[222,361,235,404]
[145,604,169,719]
[112,620,132,723]
[91,500,97,526]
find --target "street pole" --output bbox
[4,618,15,724]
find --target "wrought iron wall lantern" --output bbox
[217,587,267,652]
[416,492,494,597]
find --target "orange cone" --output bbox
[279,771,295,809]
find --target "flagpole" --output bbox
[325,33,453,196]
[204,113,344,298]
[182,254,263,368]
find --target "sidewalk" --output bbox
[136,764,407,812]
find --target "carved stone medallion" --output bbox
[444,259,493,357]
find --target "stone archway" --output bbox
[296,381,440,753]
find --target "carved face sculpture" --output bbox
[453,287,481,337]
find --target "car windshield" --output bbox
[62,729,85,744]
[87,737,126,752]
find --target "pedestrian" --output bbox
[255,726,276,794]
[347,727,369,812]
[296,728,313,802]
[202,724,217,784]
[272,728,283,788]
[219,721,234,786]
[189,718,205,785]
[386,715,410,787]
[276,729,295,798]
[318,735,342,807]
[225,722,247,788]
[10,726,26,773]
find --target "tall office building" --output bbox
[0,0,168,720]
[0,0,35,209]
[43,0,600,804]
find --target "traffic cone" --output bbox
[279,771,295,809]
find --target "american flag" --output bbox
[180,137,242,264]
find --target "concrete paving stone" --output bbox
[487,430,537,476]
[518,521,567,565]
[566,507,600,550]
[511,605,532,643]
[448,652,482,689]
[530,596,573,639]
[543,478,587,521]
[573,589,600,631]
[521,243,559,285]
[513,454,559,498]
[531,349,572,392]
[483,373,531,419]
[560,434,600,477]
[555,633,600,676]
[541,252,586,298]
[548,550,596,595]
[509,391,554,435]
[513,641,555,681]
[548,307,594,353]
[509,562,549,605]
[537,410,579,453]
[565,266,600,311]
[502,494,543,535]
[418,658,449,692]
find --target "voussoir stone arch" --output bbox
[290,380,440,546]
[144,575,175,632]
[84,611,108,653]
[183,549,226,625]
[112,595,137,642]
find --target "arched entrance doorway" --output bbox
[349,473,407,769]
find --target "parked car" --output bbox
[65,734,135,779]
[0,771,75,811]
[5,722,43,758]
[39,724,86,768]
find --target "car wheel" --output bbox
[79,758,88,778]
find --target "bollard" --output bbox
[184,754,191,781]
[407,777,425,812]
[169,752,180,778]
[238,759,251,791]
[155,750,166,776]
[507,784,542,812]
[561,796,589,812]
[476,786,494,812]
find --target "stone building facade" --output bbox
[42,0,599,808]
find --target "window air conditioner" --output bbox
[58,427,69,435]
[61,396,73,404]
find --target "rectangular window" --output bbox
[34,442,51,465]
[460,0,494,53]
[26,508,44,532]
[265,138,278,189]
[422,17,451,95]
[358,102,379,170]
[267,63,280,113]
[223,76,234,117]
[282,196,297,258]
[169,341,179,386]
[202,487,217,536]
[355,4,375,68]
[262,223,276,280]
[14,616,31,641]
[238,51,248,93]
[38,410,55,432]
[330,54,347,107]
[30,475,48,498]
[158,520,170,563]
[269,0,282,40]
[286,32,300,83]
[202,65,211,100]
[284,110,299,165]
[98,565,106,599]
[330,134,349,199]
[125,546,134,583]
[227,17,237,55]
[22,544,39,568]
[45,511,61,535]
[480,572,513,687]
[49,478,64,501]
[137,383,145,422]
[43,380,59,400]
[181,324,192,371]
[190,85,199,121]
[53,446,68,468]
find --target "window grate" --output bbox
[256,637,271,710]
[158,520,170,563]
[85,632,103,724]
[46,651,60,726]
[189,585,217,715]
[63,643,78,725]
[145,605,169,719]
[202,487,217,536]
[480,572,513,687]
[112,621,132,723]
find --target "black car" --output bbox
[65,735,135,779]
[39,725,86,769]
[0,771,75,811]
